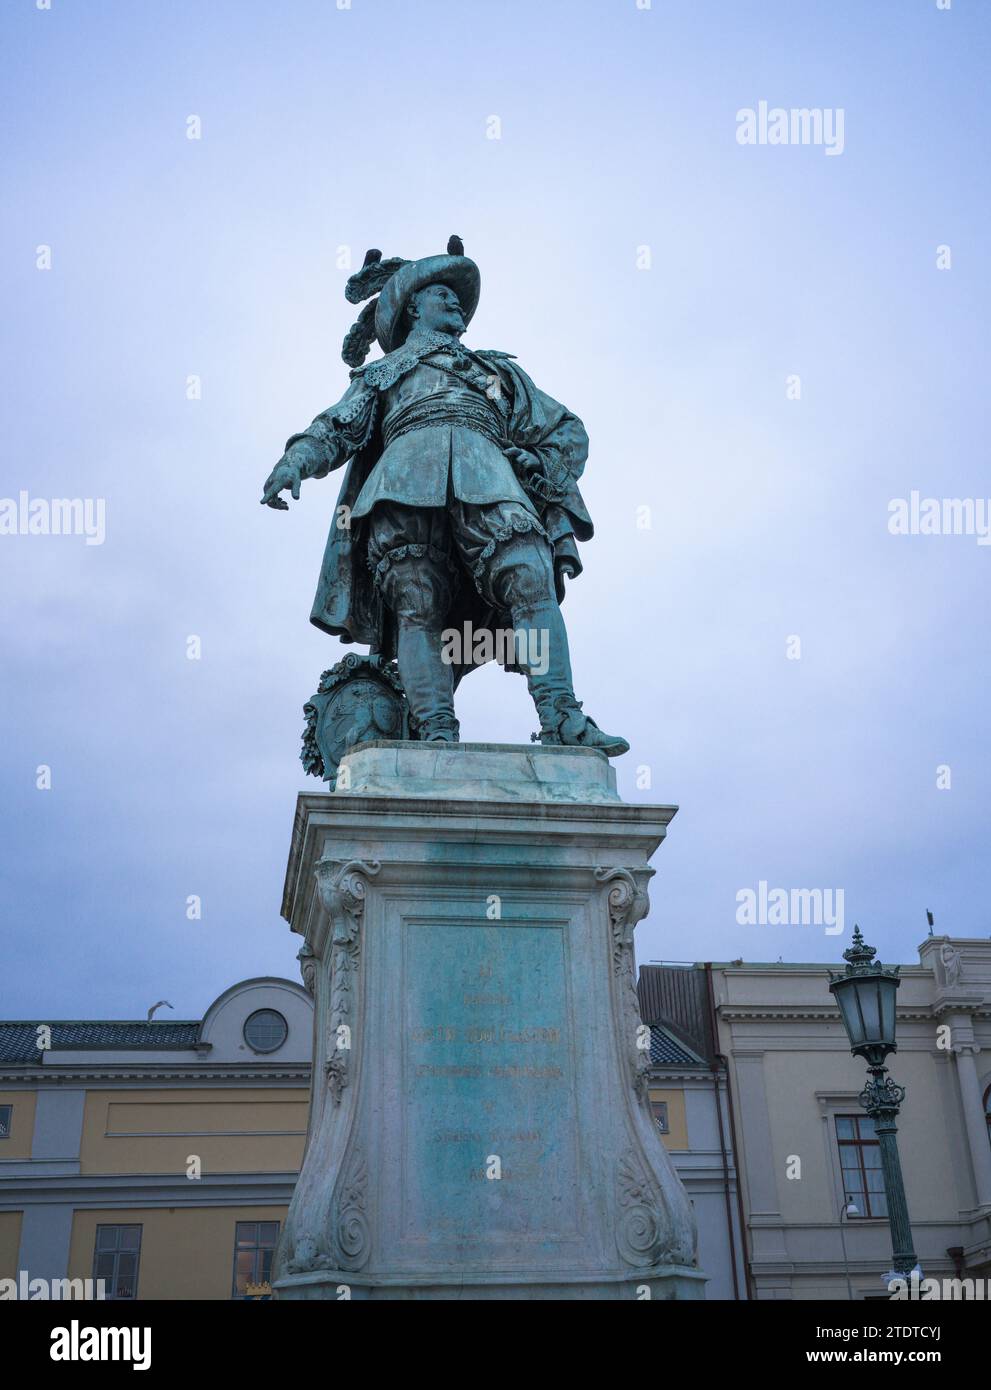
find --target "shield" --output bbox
[301,654,410,785]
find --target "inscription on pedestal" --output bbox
[403,922,578,1243]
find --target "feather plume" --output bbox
[345,252,409,305]
[341,298,379,367]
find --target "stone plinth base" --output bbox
[273,742,705,1301]
[278,1268,705,1301]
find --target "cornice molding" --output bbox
[814,1090,863,1108]
[0,1064,312,1086]
[0,1170,300,1208]
[719,1006,936,1023]
[646,1067,722,1085]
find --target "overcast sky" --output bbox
[2,0,989,1020]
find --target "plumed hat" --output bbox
[341,235,481,366]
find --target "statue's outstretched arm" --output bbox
[261,377,376,510]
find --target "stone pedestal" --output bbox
[273,742,705,1300]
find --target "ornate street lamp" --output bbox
[829,926,919,1278]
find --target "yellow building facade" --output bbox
[0,978,311,1300]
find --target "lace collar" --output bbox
[360,330,465,391]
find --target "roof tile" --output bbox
[0,1022,200,1063]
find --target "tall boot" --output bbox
[396,622,460,742]
[378,549,460,744]
[514,600,629,758]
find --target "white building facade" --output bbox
[707,936,991,1298]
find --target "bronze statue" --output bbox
[262,236,628,756]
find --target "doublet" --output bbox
[350,354,536,521]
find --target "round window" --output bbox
[243,1009,288,1053]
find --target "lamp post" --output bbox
[829,926,919,1278]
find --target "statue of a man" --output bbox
[939,942,962,987]
[261,236,628,756]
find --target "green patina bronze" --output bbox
[262,236,628,757]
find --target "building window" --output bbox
[232,1221,280,1298]
[243,1009,288,1054]
[93,1225,142,1300]
[836,1115,888,1218]
[985,1084,990,1145]
[651,1100,670,1134]
[0,1104,11,1139]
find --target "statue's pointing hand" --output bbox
[260,442,313,509]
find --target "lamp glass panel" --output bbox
[855,978,882,1042]
[835,984,866,1047]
